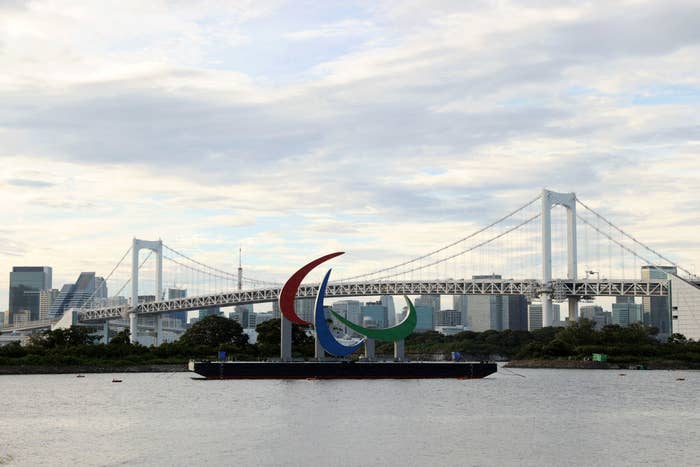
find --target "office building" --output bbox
[453,295,468,327]
[9,266,52,323]
[361,301,388,329]
[641,266,676,336]
[579,304,611,329]
[39,289,59,319]
[166,288,188,324]
[414,305,434,332]
[332,300,363,336]
[199,307,222,320]
[465,275,527,331]
[272,301,281,319]
[0,311,5,328]
[612,298,644,326]
[415,295,440,314]
[436,309,462,326]
[502,295,529,331]
[528,303,561,331]
[48,272,105,319]
[380,295,396,326]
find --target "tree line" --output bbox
[1,316,698,367]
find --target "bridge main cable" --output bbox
[337,194,541,281]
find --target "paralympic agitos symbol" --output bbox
[279,252,417,356]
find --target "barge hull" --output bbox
[190,361,497,380]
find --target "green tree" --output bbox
[109,328,131,346]
[180,315,248,348]
[31,326,98,348]
[255,319,313,357]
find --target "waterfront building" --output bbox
[199,307,222,319]
[0,311,5,328]
[453,295,468,326]
[380,295,396,326]
[436,309,462,327]
[641,266,676,336]
[414,305,434,332]
[528,303,561,331]
[272,301,281,319]
[47,272,98,319]
[361,301,388,329]
[332,300,363,336]
[295,299,315,323]
[502,295,528,331]
[9,266,52,323]
[612,298,644,326]
[253,312,274,327]
[415,295,440,314]
[464,275,526,331]
[39,289,59,320]
[579,304,610,329]
[166,288,188,324]
[13,309,30,325]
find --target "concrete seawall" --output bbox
[0,364,188,375]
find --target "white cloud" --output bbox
[1,0,700,311]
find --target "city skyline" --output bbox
[1,1,699,311]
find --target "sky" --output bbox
[1,0,699,312]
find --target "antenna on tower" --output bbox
[237,247,243,291]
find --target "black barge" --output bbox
[189,360,497,380]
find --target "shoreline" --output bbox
[505,359,700,370]
[0,363,188,375]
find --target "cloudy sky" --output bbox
[1,0,699,310]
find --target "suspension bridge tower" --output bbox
[541,189,578,326]
[130,238,163,344]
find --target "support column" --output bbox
[364,339,375,361]
[541,190,553,327]
[280,317,292,361]
[155,314,163,346]
[130,238,139,344]
[103,321,109,344]
[394,340,405,361]
[314,332,324,360]
[155,240,163,301]
[567,201,579,321]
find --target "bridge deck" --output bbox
[77,279,669,323]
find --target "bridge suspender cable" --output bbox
[338,195,541,281]
[576,197,693,277]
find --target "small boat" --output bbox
[676,378,685,381]
[112,379,122,383]
[76,375,85,378]
[618,373,626,376]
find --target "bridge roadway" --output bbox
[77,278,669,323]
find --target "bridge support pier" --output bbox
[314,331,324,360]
[542,189,577,327]
[155,315,163,346]
[394,340,405,361]
[103,321,109,344]
[568,297,579,322]
[280,317,292,361]
[130,238,163,344]
[364,339,375,361]
[129,313,137,343]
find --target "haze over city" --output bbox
[1,0,699,311]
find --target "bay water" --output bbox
[1,366,698,466]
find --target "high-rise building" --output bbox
[199,307,222,319]
[167,288,188,324]
[641,266,676,336]
[502,295,529,331]
[612,300,644,326]
[436,309,462,326]
[272,301,281,319]
[380,296,396,326]
[361,301,388,328]
[414,305,434,332]
[39,289,59,320]
[9,266,52,323]
[295,299,315,323]
[332,300,363,336]
[453,295,468,326]
[48,272,102,319]
[0,311,5,328]
[415,295,440,314]
[528,303,561,331]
